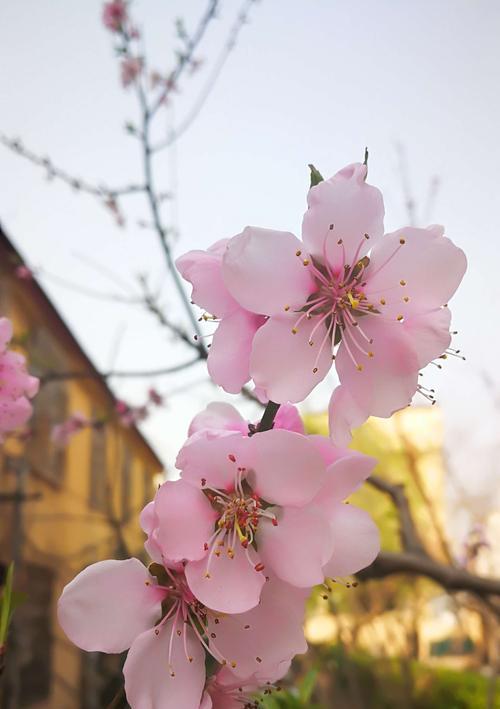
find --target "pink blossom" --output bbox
[176,240,266,394]
[121,56,143,88]
[148,387,164,406]
[102,0,127,32]
[58,558,306,708]
[187,401,304,438]
[115,399,148,427]
[144,424,378,613]
[51,411,89,447]
[182,162,466,444]
[0,317,39,439]
[14,265,34,280]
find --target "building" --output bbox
[0,227,164,708]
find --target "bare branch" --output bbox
[368,474,426,555]
[0,133,145,201]
[359,551,500,601]
[149,0,220,117]
[40,357,200,384]
[154,0,258,151]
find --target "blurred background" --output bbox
[0,0,499,707]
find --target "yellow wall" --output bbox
[0,254,163,708]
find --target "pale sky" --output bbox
[1,0,499,522]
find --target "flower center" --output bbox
[201,462,278,575]
[286,230,411,373]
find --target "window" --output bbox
[121,446,132,522]
[89,423,107,512]
[26,327,67,484]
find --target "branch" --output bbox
[368,474,426,555]
[40,357,200,384]
[149,0,220,117]
[0,133,145,201]
[153,0,257,151]
[359,551,500,601]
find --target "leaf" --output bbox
[298,669,318,703]
[308,164,324,188]
[0,563,14,644]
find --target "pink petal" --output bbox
[322,503,380,577]
[188,402,247,437]
[257,505,333,587]
[123,620,206,709]
[207,576,307,679]
[176,240,239,317]
[246,429,326,507]
[208,309,266,394]
[313,451,377,508]
[403,307,452,368]
[363,226,467,318]
[154,480,217,562]
[250,316,331,403]
[273,404,305,434]
[302,163,385,275]
[177,431,251,490]
[222,227,315,315]
[140,502,163,564]
[328,385,368,447]
[185,541,265,614]
[307,434,348,467]
[57,559,163,653]
[335,317,419,419]
[200,692,213,709]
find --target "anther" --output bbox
[380,298,386,305]
[228,454,236,462]
[284,305,290,311]
[400,279,406,286]
[397,314,404,321]
[245,624,250,629]
[210,633,217,639]
[368,351,374,358]
[256,657,262,663]
[231,661,237,669]
[329,224,334,230]
[399,238,406,245]
[204,572,211,579]
[291,328,298,334]
[303,259,310,266]
[176,629,181,637]
[337,239,343,245]
[312,367,318,373]
[356,364,363,372]
[295,250,302,256]
[308,340,314,346]
[254,563,265,572]
[364,233,370,239]
[201,477,206,486]
[403,296,410,303]
[155,628,160,635]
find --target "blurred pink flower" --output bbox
[115,399,148,427]
[58,558,306,708]
[102,0,127,32]
[51,412,89,447]
[148,387,163,406]
[121,56,143,88]
[0,317,39,439]
[14,264,34,280]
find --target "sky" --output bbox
[0,0,499,521]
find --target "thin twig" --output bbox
[40,357,200,384]
[153,0,257,151]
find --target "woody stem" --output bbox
[257,401,281,433]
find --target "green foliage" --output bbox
[308,164,324,188]
[261,671,322,708]
[267,648,500,709]
[0,563,25,647]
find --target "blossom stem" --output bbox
[256,401,281,433]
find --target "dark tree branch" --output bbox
[368,474,426,555]
[359,551,500,602]
[365,474,500,604]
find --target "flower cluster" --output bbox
[58,159,466,708]
[0,317,39,440]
